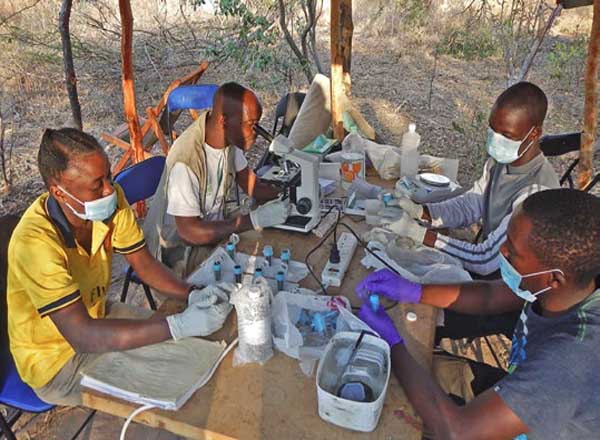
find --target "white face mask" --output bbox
[58,185,117,222]
[486,126,535,164]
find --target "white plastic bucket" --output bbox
[316,331,391,432]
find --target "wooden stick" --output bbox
[330,0,344,140]
[102,133,132,151]
[146,107,170,155]
[578,0,600,189]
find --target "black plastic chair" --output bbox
[272,92,306,136]
[114,156,167,310]
[254,92,307,173]
[540,131,600,192]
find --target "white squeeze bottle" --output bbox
[400,123,420,178]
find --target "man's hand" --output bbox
[357,303,404,347]
[355,268,423,303]
[250,198,290,230]
[166,291,231,340]
[384,212,427,243]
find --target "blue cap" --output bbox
[280,249,290,260]
[255,267,263,275]
[369,294,380,312]
[383,193,392,204]
[263,245,273,257]
[226,242,235,251]
[276,271,285,282]
[233,264,242,275]
[213,261,221,270]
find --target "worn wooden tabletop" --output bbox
[82,176,438,439]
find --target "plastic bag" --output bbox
[361,241,472,284]
[272,291,371,375]
[230,278,274,366]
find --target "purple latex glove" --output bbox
[355,268,423,303]
[357,303,403,347]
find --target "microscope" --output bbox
[259,134,321,233]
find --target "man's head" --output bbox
[488,82,548,166]
[210,82,262,151]
[501,189,600,302]
[38,128,114,221]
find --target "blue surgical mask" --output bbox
[486,126,534,164]
[58,185,117,222]
[499,254,563,302]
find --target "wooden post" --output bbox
[118,0,143,165]
[578,0,600,189]
[330,0,344,140]
[118,0,145,214]
[341,0,353,95]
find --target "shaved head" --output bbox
[210,82,262,150]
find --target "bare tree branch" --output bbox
[277,0,313,82]
[0,0,43,29]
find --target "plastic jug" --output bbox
[400,123,420,178]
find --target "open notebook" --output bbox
[80,338,227,410]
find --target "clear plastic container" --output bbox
[400,123,420,178]
[230,280,273,366]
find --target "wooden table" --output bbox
[82,179,438,439]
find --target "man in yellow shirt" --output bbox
[7,128,230,406]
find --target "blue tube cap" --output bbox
[369,294,380,312]
[226,242,235,251]
[276,271,285,282]
[263,245,273,257]
[233,265,242,275]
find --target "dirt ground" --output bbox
[1,2,598,438]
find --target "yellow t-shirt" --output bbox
[7,184,145,389]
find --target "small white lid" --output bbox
[406,312,417,322]
[408,123,416,132]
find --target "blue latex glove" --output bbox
[357,303,403,347]
[355,268,423,304]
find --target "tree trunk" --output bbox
[578,0,600,189]
[118,0,145,215]
[118,0,144,165]
[59,0,83,130]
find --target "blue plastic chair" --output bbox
[0,354,96,440]
[0,352,52,440]
[166,84,218,145]
[114,155,166,310]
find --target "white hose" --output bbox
[119,338,239,440]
